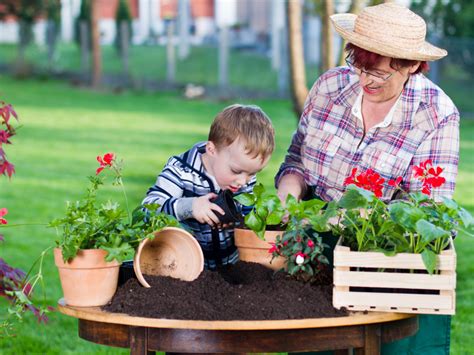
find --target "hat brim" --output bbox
[330,13,447,61]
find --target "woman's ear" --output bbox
[409,62,421,74]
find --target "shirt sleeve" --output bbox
[406,112,460,200]
[142,159,189,220]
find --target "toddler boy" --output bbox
[143,104,275,269]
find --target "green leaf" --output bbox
[338,186,370,210]
[421,249,437,274]
[253,183,265,198]
[388,202,425,230]
[234,193,255,206]
[415,219,449,244]
[458,207,474,228]
[440,197,458,210]
[266,210,284,225]
[244,210,263,234]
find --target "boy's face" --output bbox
[204,138,270,192]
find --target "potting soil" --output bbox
[104,261,347,320]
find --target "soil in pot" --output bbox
[104,261,347,320]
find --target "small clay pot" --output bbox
[54,248,120,307]
[211,189,243,224]
[133,227,204,288]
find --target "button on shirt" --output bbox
[276,67,460,202]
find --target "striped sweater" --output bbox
[142,142,255,269]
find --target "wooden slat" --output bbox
[334,270,456,290]
[334,249,455,270]
[334,291,454,312]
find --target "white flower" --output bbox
[296,254,305,265]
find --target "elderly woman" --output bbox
[276,3,458,354]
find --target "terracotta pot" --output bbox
[54,248,120,307]
[134,227,204,288]
[234,228,287,271]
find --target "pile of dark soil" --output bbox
[104,261,347,320]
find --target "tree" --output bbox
[287,0,308,119]
[91,0,102,87]
[411,0,474,37]
[0,0,43,68]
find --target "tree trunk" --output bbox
[321,0,335,73]
[287,0,308,120]
[337,0,364,66]
[91,0,102,88]
[166,20,176,83]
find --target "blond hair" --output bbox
[208,104,275,161]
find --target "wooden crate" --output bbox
[333,237,456,315]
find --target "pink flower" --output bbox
[268,242,279,254]
[96,153,115,175]
[307,239,315,248]
[0,207,8,224]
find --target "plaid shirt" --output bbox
[143,142,255,270]
[276,67,460,201]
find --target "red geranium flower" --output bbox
[0,207,8,224]
[344,168,385,197]
[413,159,446,195]
[388,176,403,188]
[307,239,315,248]
[96,153,115,175]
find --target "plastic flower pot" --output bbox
[133,227,204,288]
[211,189,243,224]
[54,248,120,307]
[118,260,137,287]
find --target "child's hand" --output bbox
[192,193,225,228]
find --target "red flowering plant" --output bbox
[49,153,181,262]
[235,184,337,282]
[331,160,473,274]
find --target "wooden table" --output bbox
[58,299,418,355]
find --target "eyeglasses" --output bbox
[345,58,395,83]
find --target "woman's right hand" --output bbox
[276,174,306,204]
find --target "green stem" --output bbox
[0,223,47,228]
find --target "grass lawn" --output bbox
[0,76,473,353]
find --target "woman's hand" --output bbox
[276,174,306,204]
[192,193,225,228]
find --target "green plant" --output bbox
[332,161,474,274]
[235,183,336,281]
[50,152,181,262]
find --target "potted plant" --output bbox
[331,161,473,314]
[234,183,336,280]
[49,152,185,307]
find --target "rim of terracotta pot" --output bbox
[133,227,204,288]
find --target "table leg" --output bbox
[130,326,155,355]
[354,324,381,355]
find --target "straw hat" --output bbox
[330,2,447,61]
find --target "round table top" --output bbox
[58,298,415,331]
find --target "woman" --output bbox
[276,3,458,354]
